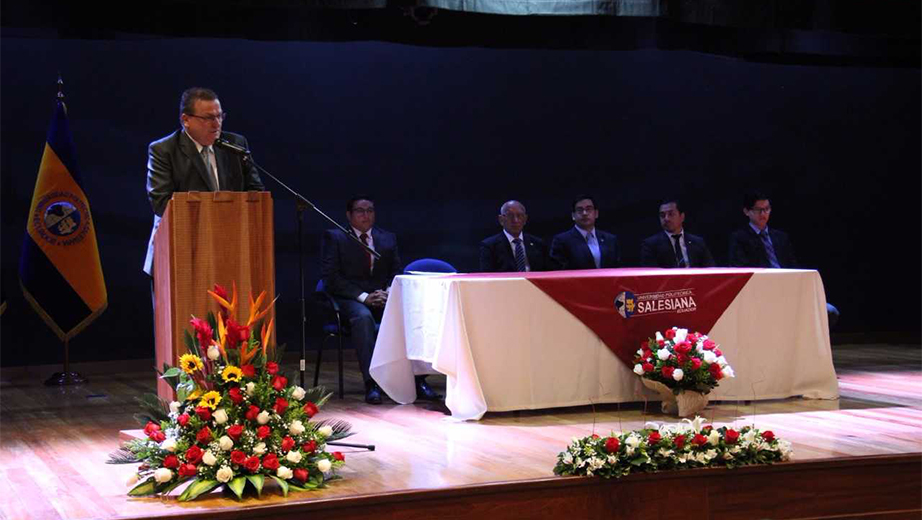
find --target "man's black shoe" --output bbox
[365,383,383,405]
[415,377,442,402]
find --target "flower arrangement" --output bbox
[553,417,792,478]
[632,327,734,395]
[111,283,350,501]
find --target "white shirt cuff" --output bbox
[357,292,369,303]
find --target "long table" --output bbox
[369,268,839,421]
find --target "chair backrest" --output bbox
[316,279,325,292]
[403,258,457,274]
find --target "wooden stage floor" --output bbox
[1,344,920,520]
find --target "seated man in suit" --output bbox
[479,200,552,272]
[550,195,621,270]
[321,195,440,404]
[640,199,716,268]
[729,191,839,327]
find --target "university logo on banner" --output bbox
[615,289,697,318]
[19,98,107,341]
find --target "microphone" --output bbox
[214,137,250,156]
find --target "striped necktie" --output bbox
[513,238,527,272]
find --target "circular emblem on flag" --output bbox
[44,201,82,236]
[32,190,90,246]
[614,291,635,318]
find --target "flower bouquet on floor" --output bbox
[632,327,735,417]
[110,283,352,501]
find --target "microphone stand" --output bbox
[220,142,377,452]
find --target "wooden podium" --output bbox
[153,191,275,400]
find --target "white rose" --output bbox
[253,442,267,456]
[257,410,271,425]
[317,459,332,473]
[286,450,302,464]
[289,420,305,436]
[216,466,234,483]
[708,430,721,446]
[722,366,735,378]
[154,468,173,483]
[276,466,293,480]
[633,364,644,376]
[169,401,181,414]
[160,438,177,453]
[703,351,718,364]
[674,328,688,343]
[291,386,306,401]
[672,368,684,381]
[318,425,333,438]
[213,409,228,425]
[246,382,256,395]
[202,450,217,466]
[655,331,664,341]
[126,473,139,487]
[657,349,671,361]
[207,345,220,361]
[219,436,234,451]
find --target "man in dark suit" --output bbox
[640,199,715,268]
[550,195,621,270]
[479,200,552,272]
[729,191,839,326]
[321,196,439,404]
[144,87,264,275]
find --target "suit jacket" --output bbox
[640,231,716,268]
[550,227,621,270]
[321,227,402,301]
[728,226,797,268]
[143,130,265,275]
[479,232,552,272]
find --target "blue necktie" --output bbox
[586,232,601,269]
[760,230,780,268]
[672,234,686,268]
[513,238,527,272]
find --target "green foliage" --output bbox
[106,447,140,464]
[178,479,220,502]
[133,393,171,427]
[127,478,158,496]
[245,474,265,497]
[227,476,247,500]
[314,418,355,441]
[270,475,289,497]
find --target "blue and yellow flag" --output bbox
[19,98,107,342]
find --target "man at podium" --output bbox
[143,87,264,276]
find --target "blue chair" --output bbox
[312,279,348,399]
[403,258,457,274]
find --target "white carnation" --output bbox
[672,368,684,381]
[202,450,217,466]
[153,468,173,483]
[633,364,645,376]
[257,410,271,425]
[317,459,332,473]
[216,466,234,483]
[213,409,228,425]
[289,420,305,435]
[674,328,688,343]
[276,466,293,480]
[318,425,334,438]
[218,436,234,451]
[657,349,671,361]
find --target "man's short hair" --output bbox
[179,87,218,123]
[571,195,598,213]
[500,200,526,215]
[347,195,374,212]
[743,191,771,210]
[659,198,684,214]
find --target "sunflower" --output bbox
[199,391,222,410]
[185,388,202,402]
[179,353,204,374]
[222,365,243,383]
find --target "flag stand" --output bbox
[44,339,87,386]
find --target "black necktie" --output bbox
[760,230,781,268]
[513,238,527,272]
[672,234,685,268]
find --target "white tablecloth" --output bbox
[369,269,839,420]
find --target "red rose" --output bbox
[690,358,702,370]
[178,463,198,478]
[604,437,620,454]
[761,431,775,442]
[274,397,289,415]
[185,445,204,464]
[691,434,708,447]
[703,339,716,351]
[676,353,690,365]
[302,440,317,454]
[244,455,260,473]
[272,375,288,391]
[648,431,662,446]
[675,341,692,355]
[293,468,309,482]
[195,406,211,422]
[664,329,676,340]
[642,363,654,373]
[162,454,179,469]
[241,364,256,378]
[266,362,279,375]
[245,405,260,421]
[151,430,166,442]
[657,339,665,347]
[280,436,295,452]
[227,424,244,441]
[230,450,246,465]
[303,402,319,418]
[674,434,686,449]
[177,413,190,427]
[702,425,713,433]
[333,452,345,462]
[686,333,700,344]
[591,434,600,439]
[262,453,280,471]
[641,348,653,361]
[725,429,740,444]
[143,421,161,437]
[661,366,675,379]
[714,348,723,357]
[190,317,213,347]
[709,364,724,380]
[196,427,213,445]
[228,387,244,405]
[257,425,271,439]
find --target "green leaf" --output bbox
[128,477,158,496]
[160,477,191,496]
[270,475,289,497]
[161,367,183,379]
[245,474,264,497]
[227,476,247,500]
[178,478,220,502]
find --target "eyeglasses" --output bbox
[574,206,595,214]
[749,207,772,215]
[350,207,375,215]
[187,112,227,123]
